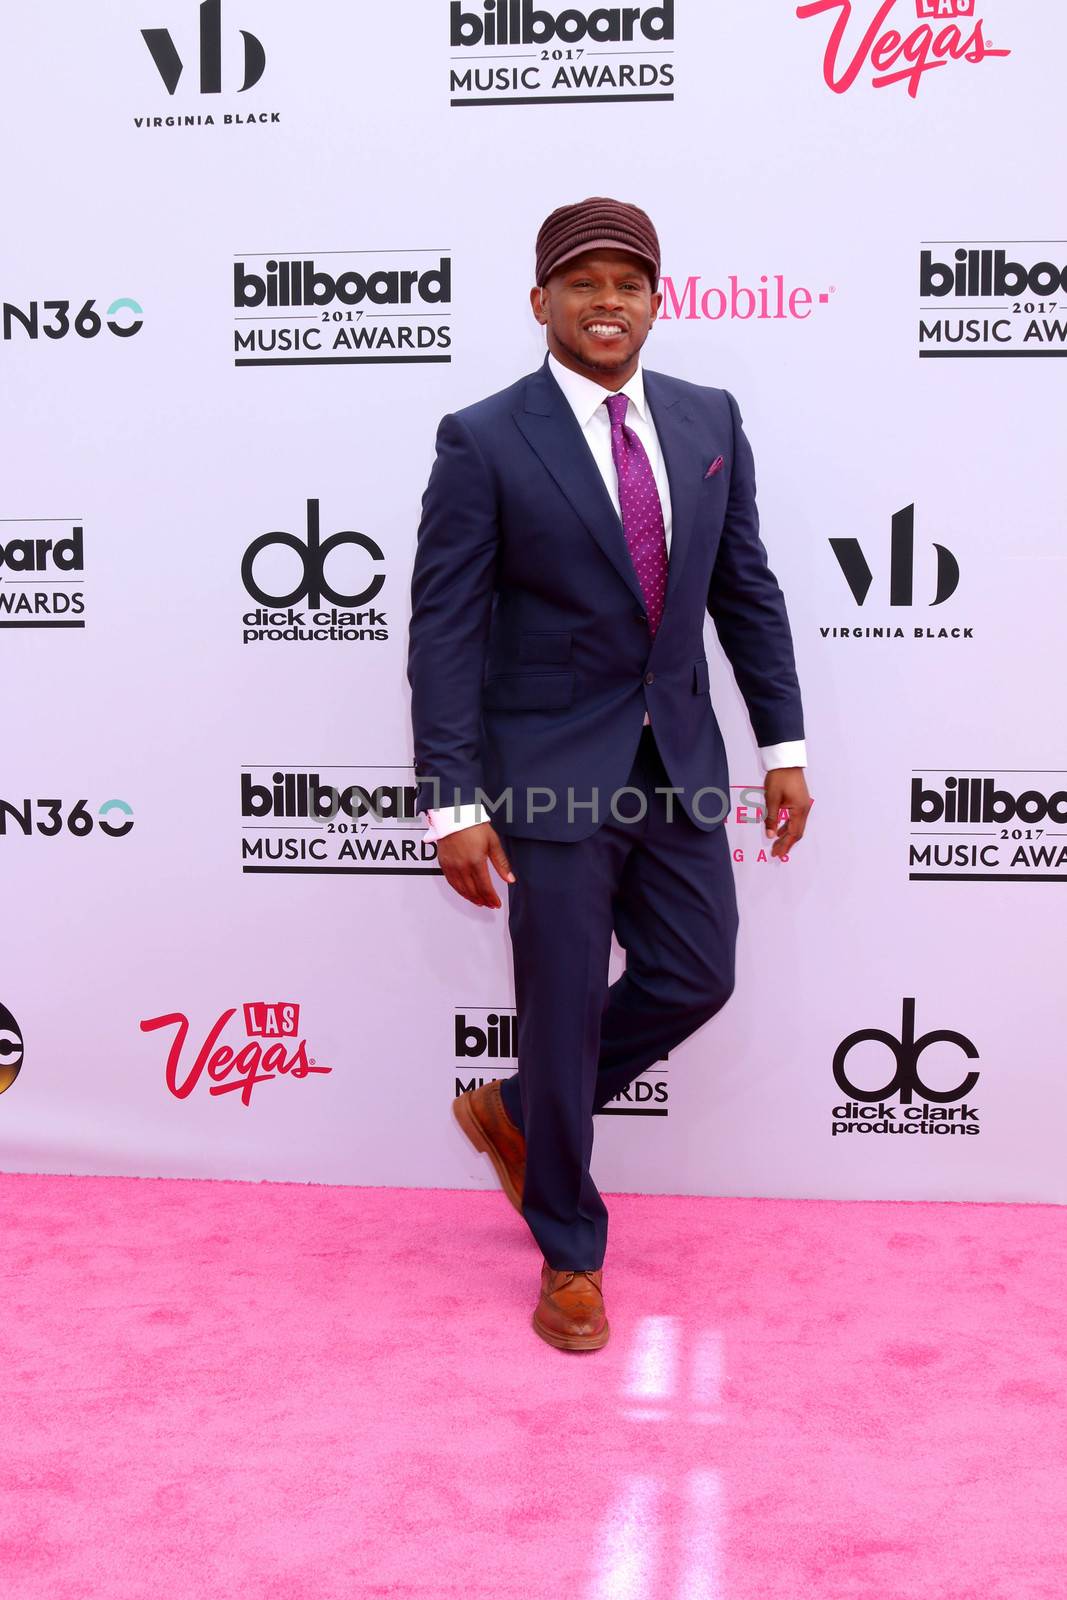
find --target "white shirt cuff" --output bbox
[758,739,807,771]
[425,746,807,836]
[424,802,488,842]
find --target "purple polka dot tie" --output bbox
[605,393,668,636]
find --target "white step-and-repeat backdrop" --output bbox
[3,0,1065,1203]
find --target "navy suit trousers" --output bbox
[498,725,739,1270]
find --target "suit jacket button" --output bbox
[635,609,647,623]
[644,672,655,686]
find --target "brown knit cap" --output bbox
[535,197,660,288]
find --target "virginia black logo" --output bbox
[909,770,1067,882]
[0,1002,22,1095]
[135,0,279,130]
[831,998,981,1139]
[241,766,438,874]
[918,241,1067,357]
[0,520,85,629]
[821,505,972,643]
[241,499,388,644]
[449,0,675,107]
[831,505,958,606]
[142,0,264,94]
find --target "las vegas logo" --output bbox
[796,0,1010,97]
[140,1000,331,1107]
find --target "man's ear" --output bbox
[529,285,548,325]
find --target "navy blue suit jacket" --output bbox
[407,357,804,841]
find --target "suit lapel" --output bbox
[643,369,702,612]
[513,360,646,611]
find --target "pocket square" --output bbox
[704,456,725,479]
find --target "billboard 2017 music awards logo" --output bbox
[241,768,440,875]
[918,243,1067,358]
[136,0,281,129]
[0,520,85,629]
[796,1,1009,99]
[233,255,452,367]
[832,998,981,1138]
[454,1008,669,1114]
[909,772,1067,882]
[241,499,388,644]
[140,1001,332,1107]
[450,0,675,107]
[0,1002,23,1096]
[820,504,974,642]
[0,797,134,838]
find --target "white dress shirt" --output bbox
[425,352,806,840]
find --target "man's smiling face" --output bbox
[530,248,662,389]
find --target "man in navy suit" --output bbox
[407,198,811,1351]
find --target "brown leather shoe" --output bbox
[452,1079,526,1213]
[532,1262,610,1351]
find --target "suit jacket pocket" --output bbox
[693,659,711,694]
[482,670,575,711]
[518,630,572,665]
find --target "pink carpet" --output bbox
[1,1174,1063,1600]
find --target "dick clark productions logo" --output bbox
[831,998,981,1139]
[241,498,388,644]
[140,1001,332,1107]
[796,1,1009,98]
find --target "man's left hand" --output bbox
[763,767,812,859]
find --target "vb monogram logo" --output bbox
[142,0,265,94]
[830,505,959,607]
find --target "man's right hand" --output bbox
[435,823,516,909]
